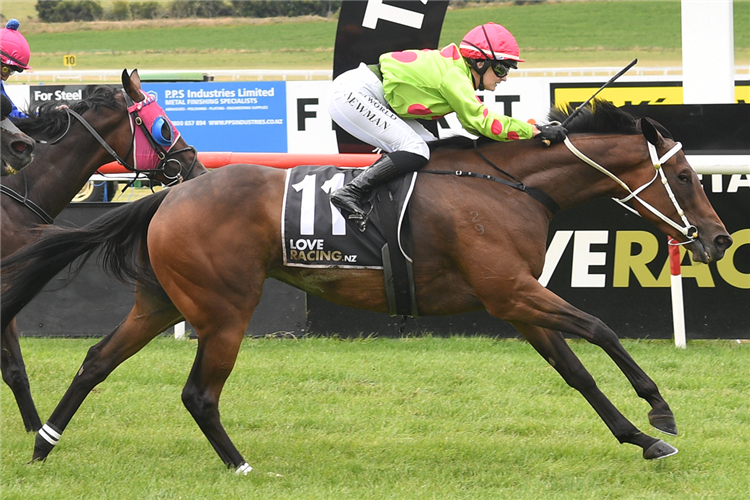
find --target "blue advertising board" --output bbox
[142,81,287,152]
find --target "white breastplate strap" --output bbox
[563,137,697,242]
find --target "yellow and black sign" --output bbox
[552,81,750,107]
[63,55,76,67]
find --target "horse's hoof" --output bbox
[649,413,678,436]
[27,453,46,465]
[643,440,678,460]
[235,462,253,475]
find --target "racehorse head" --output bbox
[635,117,732,263]
[1,93,34,176]
[12,69,206,190]
[120,69,206,185]
[550,100,732,264]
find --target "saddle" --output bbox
[282,165,418,317]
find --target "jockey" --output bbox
[1,19,32,119]
[328,22,567,226]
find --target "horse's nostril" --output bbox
[714,234,733,252]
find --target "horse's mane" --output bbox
[14,86,123,139]
[1,93,12,119]
[428,99,671,152]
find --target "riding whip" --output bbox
[540,58,638,147]
[561,58,638,127]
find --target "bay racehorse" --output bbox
[0,101,732,472]
[1,93,35,176]
[1,69,207,432]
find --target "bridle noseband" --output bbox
[563,136,697,245]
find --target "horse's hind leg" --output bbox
[510,321,677,460]
[180,320,252,473]
[1,319,42,432]
[31,285,182,463]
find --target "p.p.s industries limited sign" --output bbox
[143,81,287,152]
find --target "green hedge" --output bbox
[35,0,342,22]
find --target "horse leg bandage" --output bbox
[38,422,62,446]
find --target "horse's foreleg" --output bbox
[503,283,676,436]
[1,319,42,432]
[31,288,181,463]
[510,321,677,460]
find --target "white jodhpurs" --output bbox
[327,63,434,160]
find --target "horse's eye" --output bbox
[677,173,691,184]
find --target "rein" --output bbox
[0,170,54,224]
[422,140,560,214]
[563,136,697,244]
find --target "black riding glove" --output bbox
[536,123,568,145]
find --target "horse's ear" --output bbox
[121,69,129,90]
[130,69,141,89]
[122,69,143,103]
[641,117,662,146]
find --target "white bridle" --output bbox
[563,136,698,245]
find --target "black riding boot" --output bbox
[330,151,428,228]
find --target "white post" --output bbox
[681,0,735,104]
[668,238,687,348]
[174,321,186,340]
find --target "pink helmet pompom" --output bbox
[1,18,32,70]
[459,23,524,64]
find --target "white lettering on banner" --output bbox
[33,90,82,101]
[206,119,283,126]
[727,174,750,193]
[708,174,750,193]
[538,230,573,287]
[289,239,325,251]
[712,174,723,193]
[55,90,82,101]
[362,0,425,30]
[33,90,52,101]
[539,230,611,288]
[571,231,608,288]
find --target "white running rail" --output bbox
[8,66,750,83]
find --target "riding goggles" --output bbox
[491,62,511,78]
[1,64,23,76]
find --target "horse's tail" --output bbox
[1,189,170,332]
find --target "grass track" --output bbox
[2,336,749,499]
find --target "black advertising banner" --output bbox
[621,103,750,155]
[550,82,750,154]
[542,176,749,340]
[332,0,449,153]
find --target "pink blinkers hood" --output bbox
[127,91,181,171]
